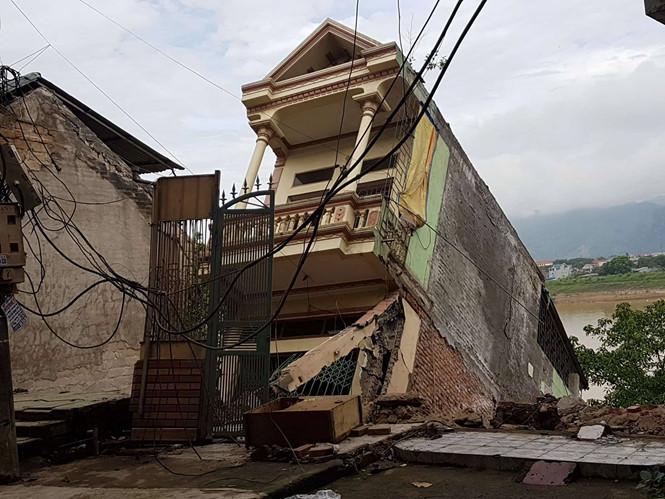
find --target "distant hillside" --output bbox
[511,202,665,261]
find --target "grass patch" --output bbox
[546,271,665,296]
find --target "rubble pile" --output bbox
[492,394,665,436]
[369,393,431,424]
[490,394,559,430]
[558,404,665,436]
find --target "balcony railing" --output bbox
[274,195,382,239]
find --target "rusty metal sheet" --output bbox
[152,172,220,222]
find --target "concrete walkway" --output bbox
[395,430,665,478]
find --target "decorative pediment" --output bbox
[267,18,382,82]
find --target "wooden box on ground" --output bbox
[244,396,362,448]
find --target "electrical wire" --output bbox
[1,1,495,357]
[9,44,50,69]
[9,0,189,176]
[154,0,477,347]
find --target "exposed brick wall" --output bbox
[130,359,204,441]
[406,295,495,422]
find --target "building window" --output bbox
[287,189,329,203]
[356,178,393,198]
[360,154,397,174]
[293,167,335,186]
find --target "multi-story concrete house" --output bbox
[239,20,585,422]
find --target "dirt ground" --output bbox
[327,465,642,498]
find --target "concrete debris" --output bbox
[309,445,335,458]
[490,395,665,437]
[367,425,391,436]
[557,396,586,417]
[522,461,577,486]
[411,482,432,488]
[294,444,314,458]
[350,425,369,437]
[577,425,608,441]
[374,393,424,408]
[491,395,558,430]
[557,403,665,436]
[454,409,484,428]
[369,394,431,424]
[287,490,341,499]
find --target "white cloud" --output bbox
[1,0,664,217]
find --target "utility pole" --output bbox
[0,144,41,482]
[0,285,19,483]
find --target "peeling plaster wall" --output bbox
[2,88,151,394]
[386,299,420,394]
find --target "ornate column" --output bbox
[237,126,273,208]
[341,97,380,194]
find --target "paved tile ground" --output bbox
[395,430,665,478]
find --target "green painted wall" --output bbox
[405,136,450,288]
[551,370,571,398]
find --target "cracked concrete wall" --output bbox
[2,88,151,394]
[357,299,404,410]
[414,118,563,405]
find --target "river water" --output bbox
[556,296,665,400]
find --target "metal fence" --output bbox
[144,217,212,342]
[205,190,275,436]
[537,289,577,384]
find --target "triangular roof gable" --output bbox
[266,19,381,82]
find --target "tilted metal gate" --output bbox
[204,190,274,437]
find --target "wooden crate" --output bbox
[244,395,362,447]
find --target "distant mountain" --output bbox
[511,202,665,261]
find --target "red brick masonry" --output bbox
[129,359,204,441]
[406,296,495,422]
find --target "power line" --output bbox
[9,44,50,67]
[77,0,238,102]
[73,0,355,160]
[9,0,191,175]
[17,45,50,73]
[388,198,543,324]
[157,0,481,347]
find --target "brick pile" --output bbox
[129,359,204,441]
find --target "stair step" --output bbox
[15,409,61,422]
[16,419,71,439]
[16,436,45,460]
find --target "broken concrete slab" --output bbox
[272,295,399,394]
[577,425,608,441]
[522,461,577,485]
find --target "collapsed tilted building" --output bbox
[239,19,587,422]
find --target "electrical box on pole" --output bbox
[0,143,40,482]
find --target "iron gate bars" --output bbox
[203,190,275,437]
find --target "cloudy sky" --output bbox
[1,0,664,219]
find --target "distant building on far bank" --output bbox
[549,263,572,280]
[535,260,553,279]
